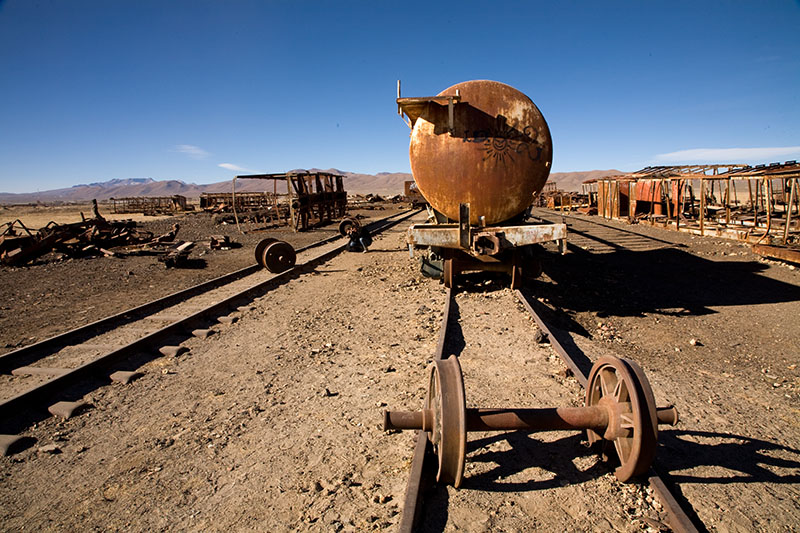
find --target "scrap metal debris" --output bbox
[0,200,187,266]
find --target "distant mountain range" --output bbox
[0,169,623,204]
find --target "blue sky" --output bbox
[0,0,798,193]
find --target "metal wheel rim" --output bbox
[585,355,657,481]
[443,259,453,288]
[338,217,359,236]
[254,238,278,267]
[261,241,296,273]
[424,355,466,488]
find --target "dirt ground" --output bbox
[0,208,799,532]
[0,203,404,351]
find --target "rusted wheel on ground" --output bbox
[258,239,296,273]
[585,356,658,481]
[338,217,360,236]
[443,258,453,288]
[425,355,467,488]
[254,238,278,267]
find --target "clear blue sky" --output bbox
[1,0,798,193]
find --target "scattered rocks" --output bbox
[38,444,61,454]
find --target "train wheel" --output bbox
[260,240,296,273]
[425,355,467,488]
[510,251,524,289]
[254,238,278,267]
[443,258,454,288]
[585,356,657,481]
[338,217,360,236]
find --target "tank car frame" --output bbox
[406,202,566,288]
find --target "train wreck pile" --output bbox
[0,201,184,266]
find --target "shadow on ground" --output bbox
[537,246,800,319]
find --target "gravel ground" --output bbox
[0,208,799,532]
[0,206,404,351]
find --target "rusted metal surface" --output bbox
[232,172,347,232]
[398,82,563,288]
[585,162,800,246]
[394,288,699,532]
[515,289,700,533]
[751,243,800,264]
[397,286,452,533]
[404,181,427,207]
[0,202,180,266]
[254,239,296,273]
[201,191,284,214]
[385,355,676,487]
[111,195,192,215]
[400,80,552,225]
[407,222,567,251]
[424,356,467,487]
[397,431,435,533]
[586,356,658,481]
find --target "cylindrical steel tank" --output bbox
[409,80,552,225]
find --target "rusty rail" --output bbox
[514,289,701,533]
[397,287,451,533]
[396,286,702,532]
[0,209,420,434]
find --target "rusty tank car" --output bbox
[397,80,567,287]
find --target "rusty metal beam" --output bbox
[752,244,800,264]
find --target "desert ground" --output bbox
[0,204,798,532]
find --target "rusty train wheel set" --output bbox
[254,237,297,273]
[385,354,678,488]
[387,287,698,533]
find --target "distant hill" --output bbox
[0,168,620,204]
[548,170,625,192]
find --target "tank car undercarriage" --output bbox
[407,203,567,288]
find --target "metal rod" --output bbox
[700,178,705,236]
[467,407,608,432]
[784,178,795,244]
[385,406,678,433]
[725,178,731,225]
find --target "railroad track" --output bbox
[388,285,703,533]
[530,207,678,254]
[0,209,420,442]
